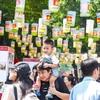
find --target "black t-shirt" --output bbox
[39,77,70,100]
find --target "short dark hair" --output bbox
[81,58,99,76]
[44,38,54,47]
[37,61,51,72]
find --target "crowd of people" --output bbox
[1,39,100,100]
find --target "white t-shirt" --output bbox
[41,54,59,64]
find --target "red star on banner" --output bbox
[76,34,79,39]
[67,16,72,22]
[97,18,100,23]
[5,24,9,28]
[32,26,36,31]
[46,15,50,20]
[53,0,58,6]
[88,4,90,10]
[93,32,97,36]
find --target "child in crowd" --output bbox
[35,38,59,99]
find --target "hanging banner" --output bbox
[59,27,66,38]
[15,0,26,12]
[76,48,81,54]
[36,37,41,47]
[0,10,2,24]
[27,35,32,43]
[17,14,25,28]
[93,28,100,41]
[22,23,29,35]
[66,11,76,26]
[91,43,96,53]
[11,41,15,48]
[88,38,94,47]
[21,45,26,53]
[63,18,70,33]
[22,35,26,43]
[24,50,28,56]
[29,43,33,50]
[42,9,50,25]
[57,38,63,48]
[31,23,38,36]
[5,21,12,32]
[86,19,94,36]
[12,22,18,33]
[63,39,68,52]
[52,28,59,40]
[73,30,80,41]
[8,32,13,39]
[31,47,37,54]
[42,36,48,44]
[18,40,22,47]
[16,35,20,42]
[49,0,59,12]
[79,28,85,39]
[0,27,4,36]
[14,12,23,22]
[80,0,90,17]
[38,18,47,37]
[97,13,100,28]
[13,33,18,41]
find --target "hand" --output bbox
[48,87,57,95]
[43,63,50,68]
[33,84,39,90]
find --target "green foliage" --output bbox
[49,0,80,28]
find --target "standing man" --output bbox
[70,58,100,100]
[34,61,70,100]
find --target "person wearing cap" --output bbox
[1,62,39,100]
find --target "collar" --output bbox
[83,77,96,82]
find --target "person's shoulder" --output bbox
[22,92,39,100]
[55,77,64,84]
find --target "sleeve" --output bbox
[51,55,59,64]
[57,78,70,94]
[69,89,74,100]
[1,85,15,100]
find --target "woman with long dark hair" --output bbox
[1,62,39,100]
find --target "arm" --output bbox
[44,63,58,68]
[1,85,15,100]
[49,87,69,100]
[54,90,69,100]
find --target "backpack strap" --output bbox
[13,86,18,100]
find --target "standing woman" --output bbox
[61,74,76,91]
[1,62,39,100]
